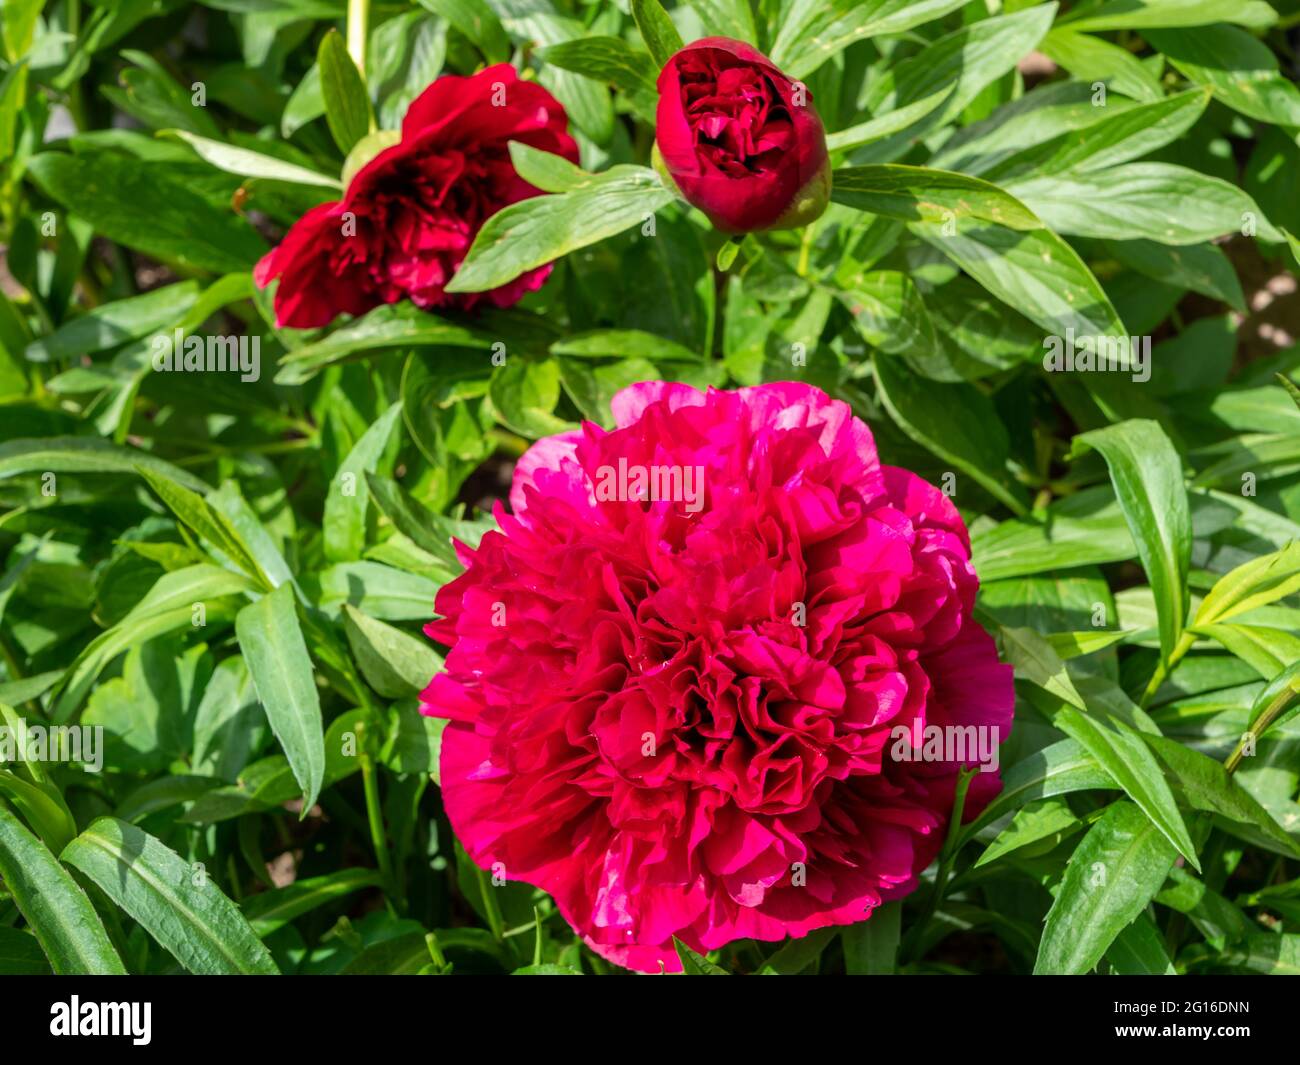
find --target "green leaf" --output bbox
[550,328,699,363]
[417,0,511,64]
[115,775,223,824]
[0,802,126,974]
[23,281,201,363]
[1146,25,1300,128]
[1034,800,1177,974]
[1072,421,1191,665]
[489,357,574,437]
[273,302,493,385]
[999,625,1088,711]
[364,472,463,567]
[343,605,443,699]
[0,768,76,855]
[446,165,675,295]
[1157,866,1254,948]
[771,0,969,80]
[495,6,613,144]
[1277,372,1300,413]
[1046,704,1199,869]
[972,488,1135,581]
[1105,240,1245,312]
[838,271,940,372]
[26,152,266,274]
[241,868,382,936]
[1106,913,1176,975]
[918,221,1126,341]
[873,352,1030,514]
[323,402,402,563]
[831,164,1040,230]
[629,0,683,70]
[1062,0,1277,31]
[1245,659,1300,741]
[1040,28,1163,102]
[282,62,324,137]
[0,61,27,165]
[139,467,271,588]
[61,817,278,975]
[537,37,659,123]
[983,90,1211,183]
[841,901,900,974]
[169,130,341,189]
[235,583,326,813]
[975,797,1080,868]
[191,657,262,781]
[1,0,40,61]
[1049,629,1132,659]
[319,561,442,621]
[380,699,447,778]
[1196,622,1300,679]
[973,739,1117,845]
[512,962,582,974]
[1192,433,1300,490]
[340,931,433,974]
[180,756,300,825]
[1192,541,1300,629]
[0,436,210,493]
[558,356,659,426]
[341,129,401,188]
[855,5,1058,157]
[318,28,373,155]
[1142,733,1300,857]
[0,926,49,975]
[825,88,956,154]
[673,937,729,974]
[52,564,254,723]
[497,145,583,198]
[687,0,757,43]
[758,928,837,974]
[1007,163,1278,245]
[1207,934,1300,974]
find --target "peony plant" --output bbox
[0,0,1298,986]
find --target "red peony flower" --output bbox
[422,382,1013,972]
[255,64,578,329]
[654,38,830,234]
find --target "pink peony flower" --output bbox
[422,382,1013,972]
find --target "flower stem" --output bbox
[346,0,369,76]
[899,766,977,964]
[796,221,817,277]
[1225,685,1300,774]
[357,723,396,906]
[475,863,506,941]
[1140,630,1196,707]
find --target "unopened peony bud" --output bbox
[654,37,831,234]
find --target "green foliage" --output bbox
[0,0,1298,977]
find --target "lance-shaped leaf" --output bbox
[831,164,1041,230]
[317,28,373,154]
[1034,800,1178,974]
[960,738,1116,843]
[0,436,209,492]
[62,817,278,975]
[770,0,969,80]
[323,402,402,563]
[240,868,384,936]
[0,802,125,975]
[1046,705,1199,870]
[235,583,326,813]
[630,0,683,69]
[1072,421,1191,666]
[446,164,676,295]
